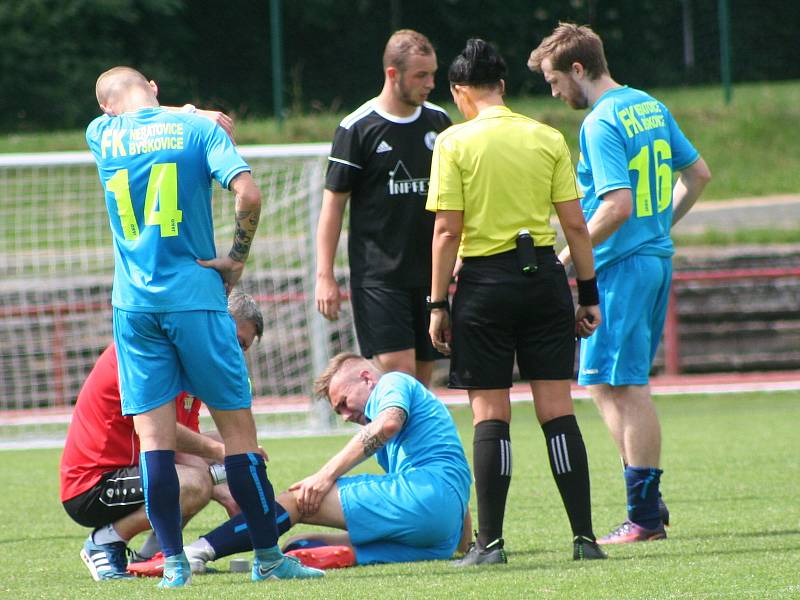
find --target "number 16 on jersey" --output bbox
[106,162,183,240]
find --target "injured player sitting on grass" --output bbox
[129,353,473,574]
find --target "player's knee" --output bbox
[178,467,214,514]
[277,489,302,523]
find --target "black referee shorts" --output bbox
[62,466,145,528]
[350,285,439,361]
[449,248,575,389]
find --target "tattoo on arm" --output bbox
[356,407,407,457]
[229,209,259,262]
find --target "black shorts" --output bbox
[62,466,145,528]
[449,248,575,389]
[350,285,439,361]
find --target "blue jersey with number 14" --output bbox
[86,107,249,312]
[577,86,699,272]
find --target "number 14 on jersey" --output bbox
[106,162,183,240]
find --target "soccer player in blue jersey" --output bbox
[528,24,711,544]
[86,66,323,586]
[173,352,472,571]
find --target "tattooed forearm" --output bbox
[229,208,260,262]
[356,407,407,457]
[357,423,388,457]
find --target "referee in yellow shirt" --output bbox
[427,39,605,566]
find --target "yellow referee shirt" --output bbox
[425,105,581,257]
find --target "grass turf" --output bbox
[1,391,798,599]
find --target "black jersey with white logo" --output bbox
[326,100,451,287]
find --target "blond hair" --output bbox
[528,22,609,80]
[312,352,366,401]
[383,29,435,71]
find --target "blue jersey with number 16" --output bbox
[86,107,249,312]
[577,86,699,272]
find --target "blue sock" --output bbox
[625,466,663,530]
[203,504,291,559]
[140,450,183,557]
[224,453,280,550]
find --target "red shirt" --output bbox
[59,344,201,502]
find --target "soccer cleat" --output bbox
[597,520,667,545]
[659,496,670,527]
[158,553,192,588]
[126,548,152,564]
[572,535,608,560]
[451,537,507,567]
[80,537,134,581]
[126,552,164,577]
[285,545,356,570]
[252,554,325,580]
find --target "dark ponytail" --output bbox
[448,38,507,86]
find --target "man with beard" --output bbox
[315,29,451,386]
[528,23,711,544]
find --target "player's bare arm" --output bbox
[429,210,463,355]
[162,105,236,141]
[357,406,407,457]
[175,424,226,464]
[315,189,350,321]
[671,157,712,226]
[289,406,407,515]
[197,172,261,293]
[554,199,601,337]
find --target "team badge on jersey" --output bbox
[424,131,438,150]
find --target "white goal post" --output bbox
[0,144,356,448]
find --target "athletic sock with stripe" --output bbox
[542,415,595,540]
[473,419,511,548]
[140,450,183,557]
[224,453,279,551]
[624,466,663,530]
[201,501,292,559]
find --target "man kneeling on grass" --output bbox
[132,352,472,574]
[60,292,265,580]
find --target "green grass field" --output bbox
[2,80,799,201]
[2,391,798,599]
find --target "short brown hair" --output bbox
[383,29,435,71]
[528,22,609,79]
[312,352,364,401]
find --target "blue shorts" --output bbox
[113,308,251,415]
[338,469,465,564]
[578,254,672,386]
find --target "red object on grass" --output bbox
[285,545,356,570]
[126,552,164,577]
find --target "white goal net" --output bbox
[0,144,357,448]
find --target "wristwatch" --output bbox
[426,296,449,311]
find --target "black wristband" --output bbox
[577,277,599,306]
[426,296,449,312]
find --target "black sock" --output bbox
[542,415,594,540]
[473,420,511,547]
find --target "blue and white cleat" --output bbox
[252,554,325,581]
[80,537,134,580]
[158,553,192,588]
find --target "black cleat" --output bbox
[573,535,608,560]
[452,537,507,567]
